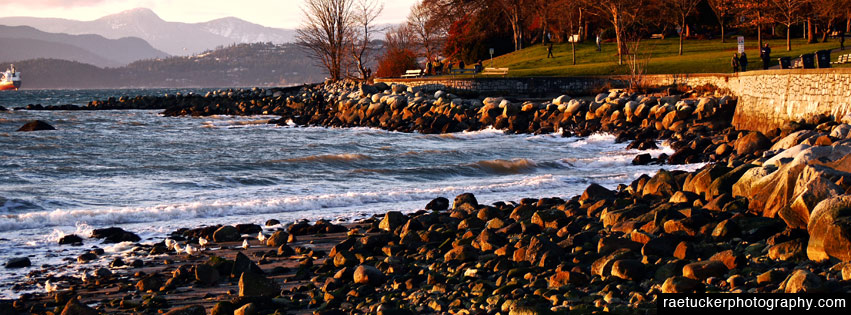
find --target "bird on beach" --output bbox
[257,232,266,243]
[198,237,209,247]
[44,280,58,293]
[185,244,197,255]
[242,239,250,249]
[80,272,88,283]
[165,238,175,250]
[173,243,183,254]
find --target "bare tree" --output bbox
[770,0,809,50]
[350,0,383,80]
[591,0,648,65]
[707,0,735,42]
[407,1,444,61]
[663,0,700,55]
[531,0,556,44]
[296,0,354,81]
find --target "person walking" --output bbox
[731,53,740,73]
[841,30,846,50]
[459,60,465,69]
[546,42,554,58]
[739,51,748,72]
[760,43,771,70]
[596,33,602,52]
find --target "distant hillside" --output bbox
[1,43,324,89]
[0,8,296,55]
[0,25,169,67]
[0,38,120,67]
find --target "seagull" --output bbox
[198,237,209,247]
[242,239,250,249]
[185,244,197,256]
[44,280,58,293]
[257,232,266,243]
[165,239,175,250]
[173,243,183,254]
[80,272,88,283]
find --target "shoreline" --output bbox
[5,82,851,314]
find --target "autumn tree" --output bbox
[376,25,419,77]
[349,0,383,80]
[663,0,701,55]
[707,0,735,42]
[770,0,809,50]
[296,0,354,81]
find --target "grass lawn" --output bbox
[466,37,847,77]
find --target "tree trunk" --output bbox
[757,12,763,49]
[808,18,816,43]
[720,20,726,43]
[679,15,685,55]
[572,42,576,65]
[613,12,623,65]
[786,23,791,51]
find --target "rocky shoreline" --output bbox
[5,81,851,314]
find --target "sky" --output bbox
[0,0,417,29]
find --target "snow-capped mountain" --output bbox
[0,8,296,56]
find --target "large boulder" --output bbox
[807,195,851,262]
[91,227,140,243]
[735,131,771,156]
[642,169,678,197]
[17,120,56,132]
[379,211,407,232]
[238,272,280,297]
[780,269,826,293]
[213,225,241,242]
[61,298,99,315]
[779,165,847,229]
[353,265,386,286]
[265,230,289,247]
[5,257,31,268]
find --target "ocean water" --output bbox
[0,89,702,298]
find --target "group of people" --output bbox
[732,43,773,72]
[424,59,483,76]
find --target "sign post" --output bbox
[737,36,745,54]
[489,48,494,68]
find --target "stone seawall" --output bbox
[375,73,736,97]
[377,69,851,133]
[732,68,851,133]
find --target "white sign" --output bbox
[568,34,580,43]
[489,48,494,56]
[737,36,745,54]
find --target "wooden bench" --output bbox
[481,67,509,76]
[450,68,477,76]
[401,69,424,78]
[651,34,664,39]
[791,58,803,69]
[832,54,851,65]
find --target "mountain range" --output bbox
[0,8,296,56]
[0,25,168,67]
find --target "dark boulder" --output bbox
[90,227,140,243]
[5,257,31,268]
[425,197,449,211]
[16,120,55,132]
[58,234,84,245]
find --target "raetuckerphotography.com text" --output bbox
[658,293,851,314]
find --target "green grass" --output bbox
[468,37,847,77]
